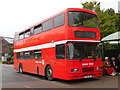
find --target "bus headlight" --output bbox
[96,67,101,70]
[70,69,79,72]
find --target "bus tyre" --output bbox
[19,64,23,74]
[46,66,54,81]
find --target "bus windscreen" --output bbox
[68,11,98,28]
[67,43,101,60]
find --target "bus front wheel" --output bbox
[46,66,54,81]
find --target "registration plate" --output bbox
[84,75,92,78]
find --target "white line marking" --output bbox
[24,85,31,88]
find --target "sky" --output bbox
[0,0,119,38]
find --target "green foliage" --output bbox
[115,13,120,31]
[8,46,13,56]
[103,43,118,50]
[103,42,119,57]
[82,1,100,11]
[82,1,118,38]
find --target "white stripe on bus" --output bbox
[14,40,100,52]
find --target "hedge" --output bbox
[2,61,14,64]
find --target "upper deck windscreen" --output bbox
[68,11,98,28]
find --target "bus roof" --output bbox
[16,8,97,35]
[67,8,97,15]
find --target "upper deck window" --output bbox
[25,29,31,38]
[43,19,52,31]
[68,11,98,28]
[54,13,64,28]
[34,24,42,34]
[19,32,24,40]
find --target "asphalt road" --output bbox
[1,64,119,88]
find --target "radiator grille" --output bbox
[82,67,94,72]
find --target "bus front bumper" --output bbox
[65,71,102,80]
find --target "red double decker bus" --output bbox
[14,8,102,80]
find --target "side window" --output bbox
[43,19,52,31]
[19,32,24,40]
[25,29,31,38]
[34,50,42,59]
[24,51,31,59]
[17,52,24,59]
[17,53,20,59]
[54,13,64,28]
[15,34,19,41]
[56,44,65,59]
[34,24,42,34]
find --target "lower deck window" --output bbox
[34,50,42,59]
[16,50,42,60]
[24,51,32,59]
[17,52,24,59]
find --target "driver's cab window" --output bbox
[56,44,65,59]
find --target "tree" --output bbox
[82,1,118,38]
[82,1,100,13]
[8,46,13,56]
[115,13,120,31]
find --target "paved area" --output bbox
[1,64,119,88]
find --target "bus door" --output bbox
[54,44,66,77]
[33,50,42,74]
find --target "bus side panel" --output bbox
[43,47,67,79]
[40,48,55,76]
[28,59,37,74]
[53,59,67,79]
[14,54,27,72]
[14,53,19,70]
